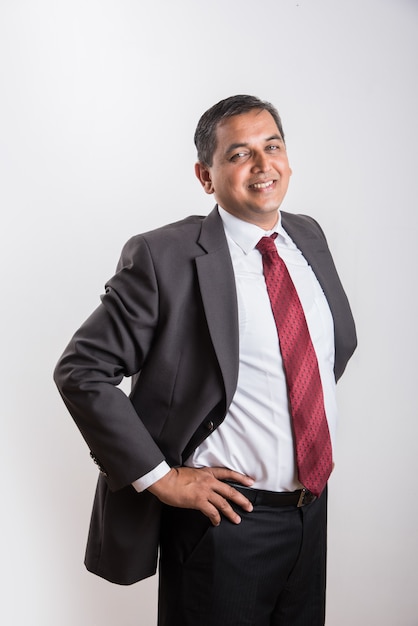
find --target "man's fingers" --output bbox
[148,466,254,524]
[200,500,231,527]
[204,492,243,526]
[213,481,253,513]
[207,467,254,514]
[210,466,255,487]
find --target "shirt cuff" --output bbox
[131,461,171,492]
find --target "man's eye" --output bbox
[267,145,279,151]
[230,152,247,162]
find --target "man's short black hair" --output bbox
[194,94,285,166]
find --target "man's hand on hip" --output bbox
[147,466,254,526]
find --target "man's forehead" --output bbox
[217,110,279,133]
[215,110,282,146]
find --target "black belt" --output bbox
[226,482,317,508]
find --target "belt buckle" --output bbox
[297,488,315,507]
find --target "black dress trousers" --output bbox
[158,488,328,626]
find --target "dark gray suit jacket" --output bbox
[54,206,357,585]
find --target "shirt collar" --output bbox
[218,206,291,254]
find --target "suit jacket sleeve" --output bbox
[54,235,166,491]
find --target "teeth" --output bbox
[251,180,274,189]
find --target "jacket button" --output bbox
[205,420,214,431]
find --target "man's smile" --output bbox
[249,180,276,190]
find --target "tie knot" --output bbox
[256,234,278,256]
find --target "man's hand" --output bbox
[147,466,254,526]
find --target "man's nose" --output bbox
[251,151,270,172]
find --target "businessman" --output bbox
[54,94,357,625]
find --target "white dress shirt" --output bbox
[133,208,337,493]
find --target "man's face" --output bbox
[195,109,292,230]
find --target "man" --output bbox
[54,94,357,625]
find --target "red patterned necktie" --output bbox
[256,234,332,497]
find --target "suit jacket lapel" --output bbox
[195,208,239,408]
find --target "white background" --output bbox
[1,1,417,624]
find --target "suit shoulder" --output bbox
[115,215,208,271]
[281,211,327,241]
[131,215,205,241]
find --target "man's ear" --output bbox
[195,162,215,195]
